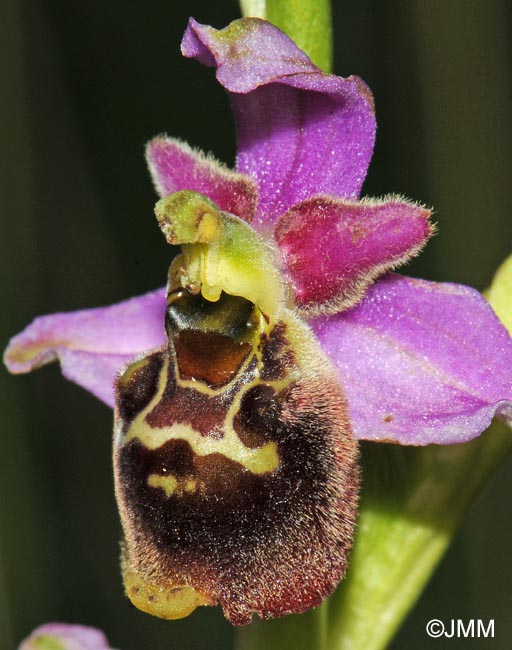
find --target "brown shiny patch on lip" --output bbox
[173,330,251,387]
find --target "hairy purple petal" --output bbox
[146,136,258,222]
[311,274,512,444]
[182,18,376,229]
[4,289,166,407]
[19,623,112,650]
[275,196,433,316]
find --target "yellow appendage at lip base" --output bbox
[124,566,212,619]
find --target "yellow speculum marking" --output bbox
[147,473,198,497]
[125,356,281,475]
[132,420,279,475]
[147,473,177,497]
[123,565,212,620]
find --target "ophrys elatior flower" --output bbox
[5,18,512,626]
[18,623,114,650]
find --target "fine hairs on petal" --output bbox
[146,135,258,223]
[275,193,435,317]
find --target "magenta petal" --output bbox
[311,274,512,445]
[4,289,167,407]
[182,18,376,229]
[146,136,258,222]
[19,623,112,650]
[275,196,433,315]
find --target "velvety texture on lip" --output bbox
[115,307,359,624]
[181,18,376,229]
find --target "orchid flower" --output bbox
[4,17,512,627]
[18,623,114,650]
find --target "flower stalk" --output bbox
[239,0,332,72]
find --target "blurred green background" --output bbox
[1,1,512,648]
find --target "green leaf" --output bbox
[487,253,512,334]
[239,0,333,72]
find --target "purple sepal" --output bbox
[4,289,166,407]
[312,274,512,444]
[19,623,112,650]
[275,196,433,315]
[182,18,376,229]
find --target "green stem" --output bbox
[235,602,328,650]
[239,0,333,72]
[326,423,512,650]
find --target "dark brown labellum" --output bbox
[114,291,359,625]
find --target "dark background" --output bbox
[1,1,512,648]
